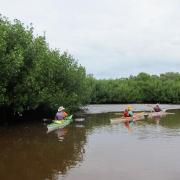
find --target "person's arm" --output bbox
[63,112,68,118]
[128,111,133,117]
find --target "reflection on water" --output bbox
[56,128,68,141]
[0,109,180,180]
[124,121,134,133]
[0,122,87,180]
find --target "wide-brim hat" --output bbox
[58,106,65,112]
[127,105,132,110]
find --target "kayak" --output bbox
[110,112,145,124]
[110,111,175,124]
[144,111,174,118]
[47,115,73,133]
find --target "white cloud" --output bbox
[0,0,180,78]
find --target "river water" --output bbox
[0,105,180,180]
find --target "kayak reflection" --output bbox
[147,112,168,125]
[56,128,68,141]
[124,121,135,132]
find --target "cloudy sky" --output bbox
[1,0,180,78]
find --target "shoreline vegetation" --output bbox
[0,15,180,123]
[0,15,93,123]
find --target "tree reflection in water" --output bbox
[0,110,179,180]
[0,122,87,180]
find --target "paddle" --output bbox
[114,105,135,116]
[114,112,123,115]
[132,111,146,121]
[43,118,52,123]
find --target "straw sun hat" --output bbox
[58,106,65,112]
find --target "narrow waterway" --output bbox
[0,106,180,180]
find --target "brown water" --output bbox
[0,108,180,180]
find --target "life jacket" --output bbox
[128,111,134,117]
[124,110,129,117]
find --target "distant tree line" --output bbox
[90,72,180,104]
[0,15,93,122]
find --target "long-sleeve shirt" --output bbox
[55,112,68,120]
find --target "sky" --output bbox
[0,0,180,79]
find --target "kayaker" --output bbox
[153,104,162,112]
[127,105,134,117]
[55,106,68,120]
[123,109,129,117]
[123,106,134,117]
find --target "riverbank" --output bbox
[84,104,180,114]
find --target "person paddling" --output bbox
[123,105,134,126]
[123,109,129,117]
[55,106,68,120]
[153,103,162,112]
[127,105,134,117]
[123,106,134,117]
[123,106,134,119]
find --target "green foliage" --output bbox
[91,72,180,104]
[0,15,93,118]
